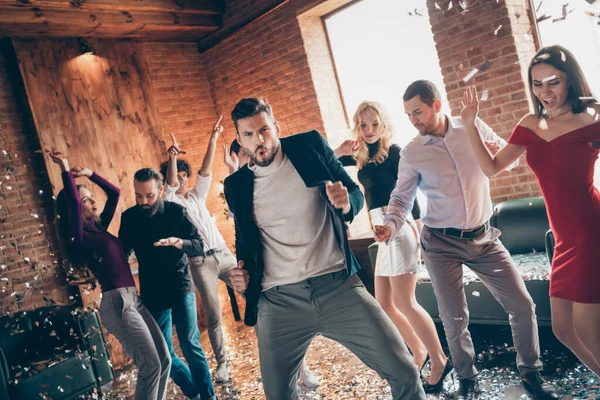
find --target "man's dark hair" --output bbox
[229,139,241,155]
[159,159,192,179]
[134,168,164,185]
[231,97,275,132]
[403,80,441,106]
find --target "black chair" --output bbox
[0,305,113,400]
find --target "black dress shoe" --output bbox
[454,378,479,400]
[422,358,453,394]
[521,372,560,399]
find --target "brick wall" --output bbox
[427,0,541,203]
[202,0,352,145]
[0,40,68,314]
[140,42,235,246]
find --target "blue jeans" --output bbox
[151,292,216,400]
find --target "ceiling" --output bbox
[0,0,224,41]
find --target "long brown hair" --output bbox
[55,185,97,276]
[528,45,595,117]
[351,101,395,169]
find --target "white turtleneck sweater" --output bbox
[250,146,345,291]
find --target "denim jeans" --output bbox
[151,291,216,400]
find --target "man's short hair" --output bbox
[231,97,274,132]
[229,139,241,155]
[134,168,164,186]
[159,159,192,179]
[403,80,441,106]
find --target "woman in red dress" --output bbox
[459,45,600,377]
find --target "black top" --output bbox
[119,199,204,312]
[224,130,364,326]
[339,141,421,220]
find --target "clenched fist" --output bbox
[229,261,249,292]
[325,181,350,214]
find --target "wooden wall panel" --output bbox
[12,38,166,236]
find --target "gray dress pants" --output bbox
[420,225,543,379]
[100,286,172,400]
[256,269,426,400]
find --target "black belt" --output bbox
[430,221,489,239]
[204,248,223,257]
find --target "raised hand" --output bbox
[167,133,187,158]
[49,151,69,172]
[325,180,350,214]
[70,167,93,178]
[153,237,184,249]
[222,143,239,171]
[460,86,479,127]
[334,139,360,158]
[374,225,392,242]
[211,115,224,139]
[229,260,249,292]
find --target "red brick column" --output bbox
[427,0,541,202]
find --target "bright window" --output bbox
[325,0,447,237]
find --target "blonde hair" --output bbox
[351,101,395,169]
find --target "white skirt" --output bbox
[370,207,420,277]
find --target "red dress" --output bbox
[508,122,600,303]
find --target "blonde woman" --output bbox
[335,101,449,392]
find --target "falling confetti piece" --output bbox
[480,60,492,71]
[579,96,597,100]
[463,68,479,82]
[481,90,489,101]
[435,2,442,10]
[6,186,11,190]
[39,190,44,195]
[542,74,557,82]
[494,25,503,35]
[448,1,453,10]
[472,291,481,297]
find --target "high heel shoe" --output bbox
[422,358,454,394]
[419,354,430,375]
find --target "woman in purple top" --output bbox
[50,151,171,400]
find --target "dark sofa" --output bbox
[364,196,554,326]
[0,305,114,400]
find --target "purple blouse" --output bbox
[62,171,135,292]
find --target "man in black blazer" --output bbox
[224,97,425,400]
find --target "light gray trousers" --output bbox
[257,269,426,400]
[189,247,237,364]
[420,225,543,379]
[100,286,171,400]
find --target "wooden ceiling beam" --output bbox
[0,6,222,27]
[0,0,223,15]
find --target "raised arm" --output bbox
[198,116,224,178]
[50,153,85,253]
[165,133,185,189]
[460,87,525,177]
[71,167,121,228]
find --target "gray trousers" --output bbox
[420,226,543,379]
[99,286,171,400]
[189,247,237,364]
[257,269,426,400]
